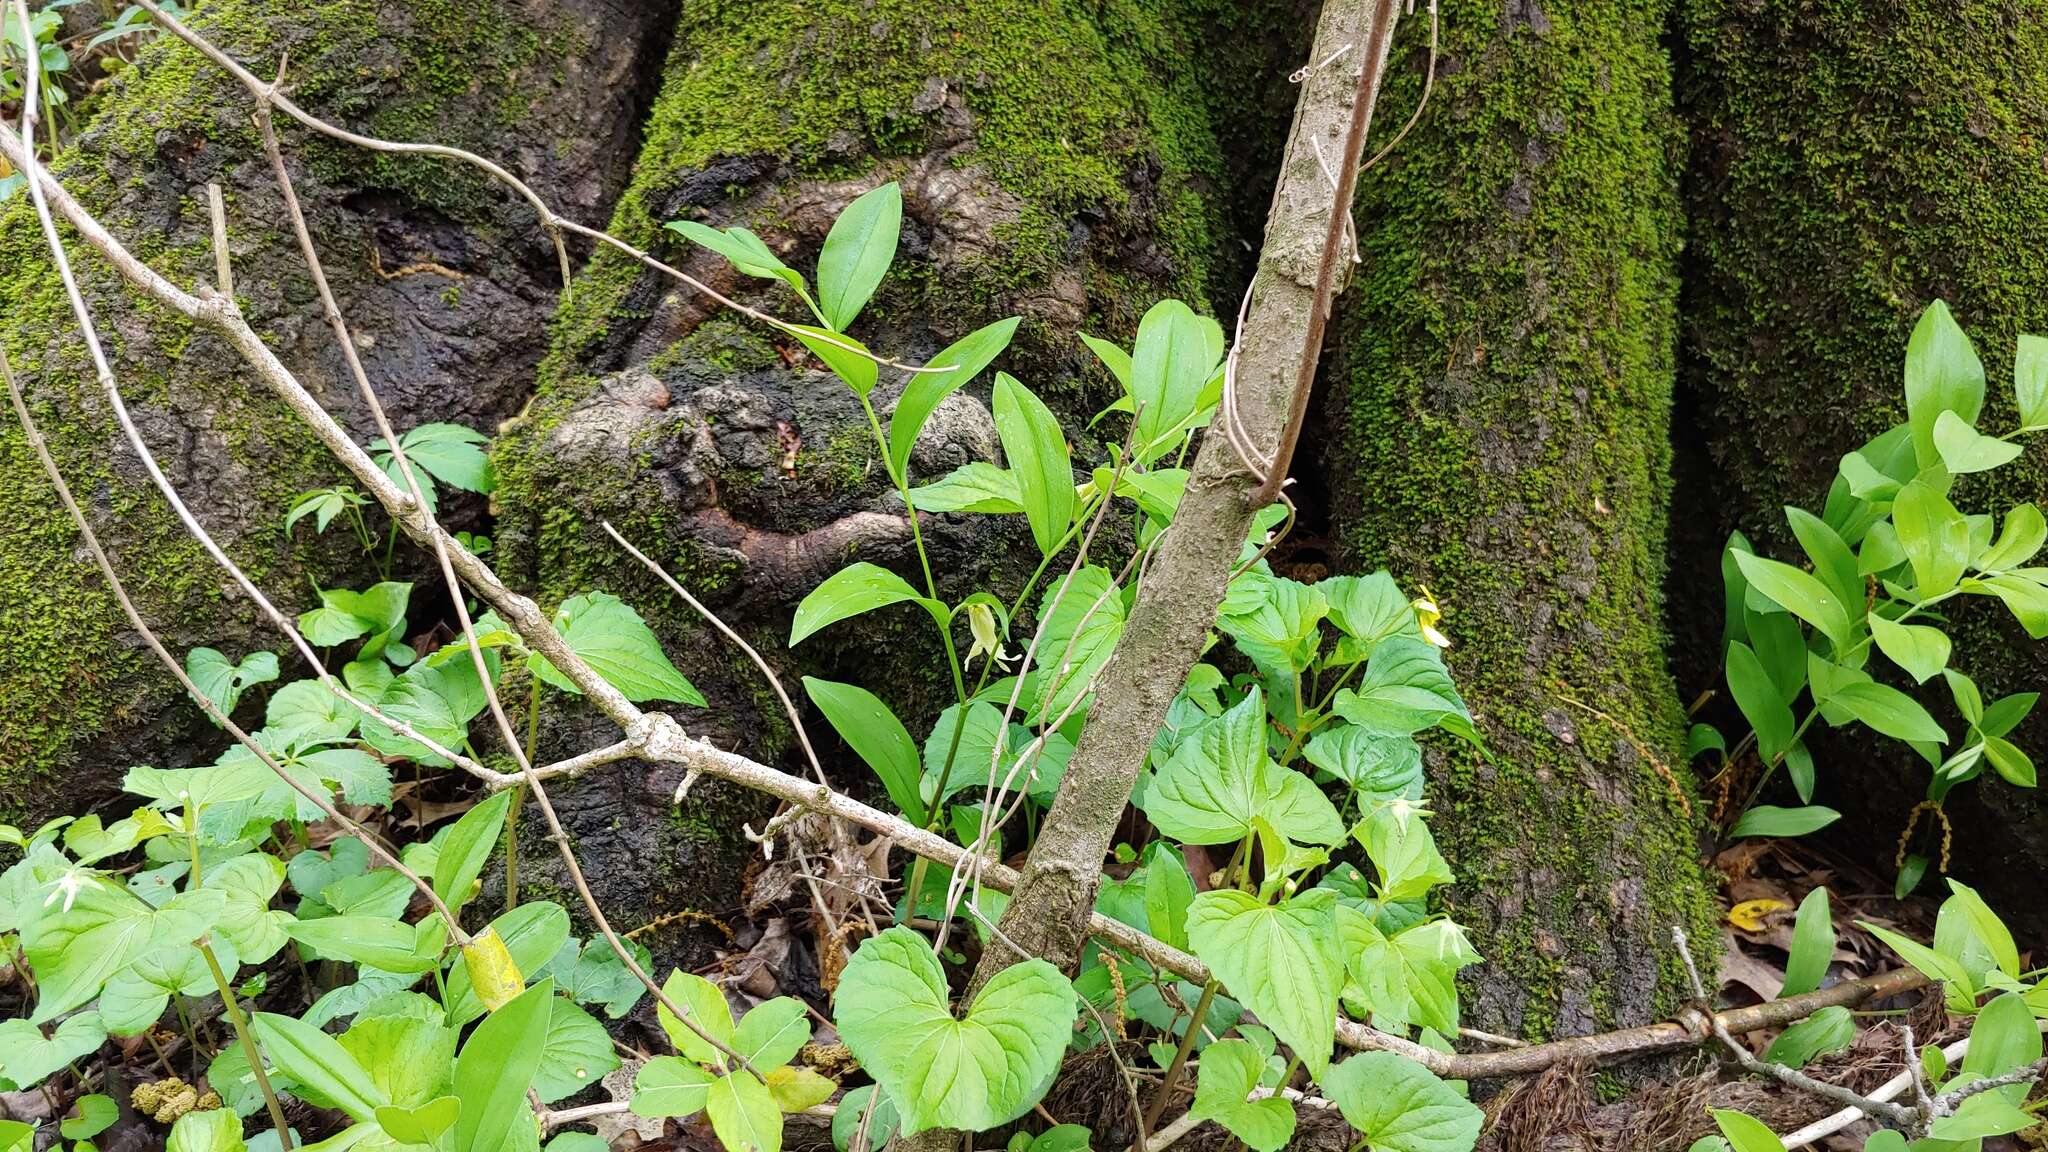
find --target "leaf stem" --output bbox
[1143,978,1220,1132]
[200,935,294,1148]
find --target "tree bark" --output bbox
[0,0,676,821]
[1320,0,1718,1039]
[1673,0,2048,936]
[487,0,1296,962]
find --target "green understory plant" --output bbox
[1696,301,2046,892]
[1694,881,2047,1152]
[671,185,1490,1151]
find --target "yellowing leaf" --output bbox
[462,926,525,1011]
[1726,899,1791,932]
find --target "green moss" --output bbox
[0,0,591,818]
[1326,0,1717,1036]
[1679,0,2048,523]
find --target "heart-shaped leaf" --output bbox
[1322,1052,1481,1152]
[1189,1038,1295,1152]
[1185,889,1341,1077]
[834,926,1077,1135]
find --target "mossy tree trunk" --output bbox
[1320,0,1718,1038]
[488,0,1302,965]
[0,0,676,821]
[1675,0,2048,934]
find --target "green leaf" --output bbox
[2017,333,2048,428]
[1319,571,1425,655]
[265,680,361,747]
[1905,300,1987,471]
[1930,1093,2036,1141]
[1303,727,1424,800]
[530,591,704,706]
[433,790,513,910]
[451,978,555,1152]
[907,462,1024,515]
[833,925,1077,1135]
[1933,409,2021,474]
[24,884,218,1023]
[1785,507,1862,614]
[1893,480,1973,598]
[1710,1109,1785,1152]
[803,677,928,825]
[1938,880,2020,981]
[442,903,571,1026]
[1983,734,2036,786]
[791,563,930,646]
[1868,615,1951,684]
[0,1012,106,1091]
[1730,805,1841,838]
[1761,1005,1854,1067]
[202,853,290,964]
[1966,571,2048,638]
[1860,921,1973,991]
[707,1070,784,1152]
[184,647,280,724]
[1186,888,1341,1077]
[1189,1038,1295,1152]
[380,423,494,495]
[1322,1053,1483,1152]
[1977,503,2046,571]
[1729,551,1854,653]
[166,1110,247,1152]
[1354,803,1455,900]
[1956,991,2041,1107]
[1330,637,1473,738]
[1726,642,1796,762]
[533,999,620,1104]
[1141,842,1196,952]
[734,996,812,1069]
[791,324,879,395]
[1336,908,1479,1034]
[816,183,901,331]
[1128,300,1225,459]
[632,1055,715,1118]
[1829,681,1946,743]
[60,1093,118,1140]
[887,317,1020,480]
[254,1010,388,1121]
[992,373,1076,557]
[339,1006,457,1110]
[1780,888,1833,997]
[374,1097,461,1146]
[656,968,737,1066]
[1031,565,1127,723]
[830,1085,900,1152]
[285,915,439,973]
[1139,688,1344,847]
[666,220,806,291]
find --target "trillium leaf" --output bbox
[833,926,1077,1135]
[1185,888,1341,1078]
[707,1069,784,1152]
[632,1056,716,1118]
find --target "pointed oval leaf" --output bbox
[816,183,901,331]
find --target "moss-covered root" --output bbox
[0,0,669,821]
[1322,0,1716,1039]
[1674,0,2048,938]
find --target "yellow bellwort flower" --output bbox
[1412,585,1452,649]
[965,600,1013,670]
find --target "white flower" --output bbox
[43,868,101,914]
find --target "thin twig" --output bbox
[1672,925,1914,1125]
[245,86,750,1073]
